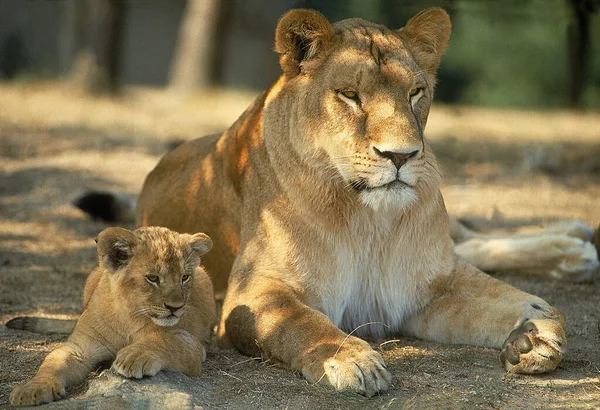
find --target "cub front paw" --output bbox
[113,346,164,379]
[500,319,566,374]
[301,336,392,397]
[10,379,65,406]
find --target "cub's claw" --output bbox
[301,336,392,397]
[10,379,65,406]
[113,346,164,379]
[500,319,565,374]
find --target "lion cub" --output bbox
[10,226,216,406]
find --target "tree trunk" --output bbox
[69,0,125,95]
[169,0,220,93]
[566,0,597,108]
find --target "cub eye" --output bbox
[181,274,191,284]
[409,87,423,98]
[337,89,361,104]
[145,274,160,285]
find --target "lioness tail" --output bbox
[72,191,136,223]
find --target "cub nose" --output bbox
[164,303,184,314]
[373,147,419,170]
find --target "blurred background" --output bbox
[1,4,600,407]
[1,0,598,109]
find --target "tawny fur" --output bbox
[135,8,567,396]
[10,227,216,406]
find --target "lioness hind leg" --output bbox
[450,216,599,280]
[534,220,595,241]
[449,215,595,242]
[403,259,566,374]
[219,278,392,397]
[454,234,599,281]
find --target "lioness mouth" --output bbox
[350,179,411,192]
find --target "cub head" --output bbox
[96,226,212,327]
[267,8,451,211]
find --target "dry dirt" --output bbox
[0,83,599,409]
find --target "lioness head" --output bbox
[266,8,450,211]
[96,226,212,327]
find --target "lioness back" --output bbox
[10,226,216,406]
[137,135,241,293]
[136,91,270,293]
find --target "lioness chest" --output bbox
[306,212,447,338]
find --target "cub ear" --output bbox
[185,232,212,268]
[398,7,451,76]
[190,232,213,257]
[275,8,333,77]
[96,227,137,272]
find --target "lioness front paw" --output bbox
[301,336,392,397]
[500,319,566,374]
[10,379,65,406]
[113,346,164,379]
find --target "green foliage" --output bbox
[442,0,572,108]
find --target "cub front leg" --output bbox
[218,277,392,397]
[113,329,206,378]
[403,258,566,374]
[10,334,112,406]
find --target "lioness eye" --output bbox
[181,274,191,284]
[146,274,160,285]
[338,89,361,104]
[409,87,423,98]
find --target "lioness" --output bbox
[137,8,566,396]
[9,227,216,406]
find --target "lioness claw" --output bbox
[303,338,392,397]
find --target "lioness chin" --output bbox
[9,227,216,406]
[132,8,567,396]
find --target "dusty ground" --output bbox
[0,83,599,409]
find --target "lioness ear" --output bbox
[96,227,137,272]
[398,7,451,76]
[190,233,213,257]
[275,9,333,77]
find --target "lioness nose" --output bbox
[164,303,184,314]
[373,147,419,170]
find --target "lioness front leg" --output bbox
[112,330,206,378]
[10,335,112,406]
[219,278,392,397]
[403,258,566,374]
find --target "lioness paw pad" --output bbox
[10,379,65,406]
[500,319,565,374]
[113,347,164,379]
